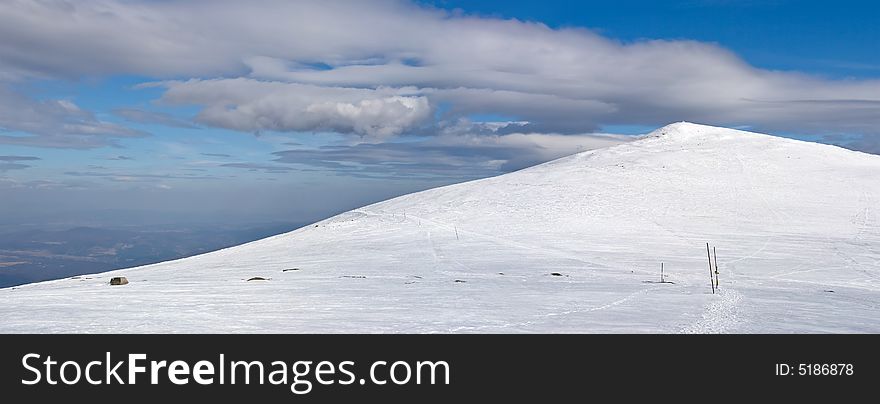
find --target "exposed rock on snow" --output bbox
[109,277,128,286]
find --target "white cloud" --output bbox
[161,79,431,140]
[305,96,430,140]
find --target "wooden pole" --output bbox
[455,226,459,240]
[706,243,715,294]
[661,262,664,283]
[713,247,719,288]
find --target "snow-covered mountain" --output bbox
[3,122,879,333]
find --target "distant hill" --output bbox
[0,222,303,288]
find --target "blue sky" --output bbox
[1,0,878,227]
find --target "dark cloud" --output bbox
[274,144,493,180]
[220,162,298,174]
[272,132,629,180]
[0,163,30,171]
[0,177,89,190]
[0,87,146,149]
[202,153,232,158]
[106,155,135,161]
[0,155,40,171]
[64,171,219,181]
[0,156,40,162]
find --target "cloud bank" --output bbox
[2,0,879,142]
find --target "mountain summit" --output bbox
[646,121,736,139]
[3,123,879,333]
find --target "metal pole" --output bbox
[706,243,715,294]
[713,247,719,288]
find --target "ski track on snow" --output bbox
[679,288,744,334]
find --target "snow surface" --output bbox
[2,122,879,333]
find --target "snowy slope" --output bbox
[2,122,879,333]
